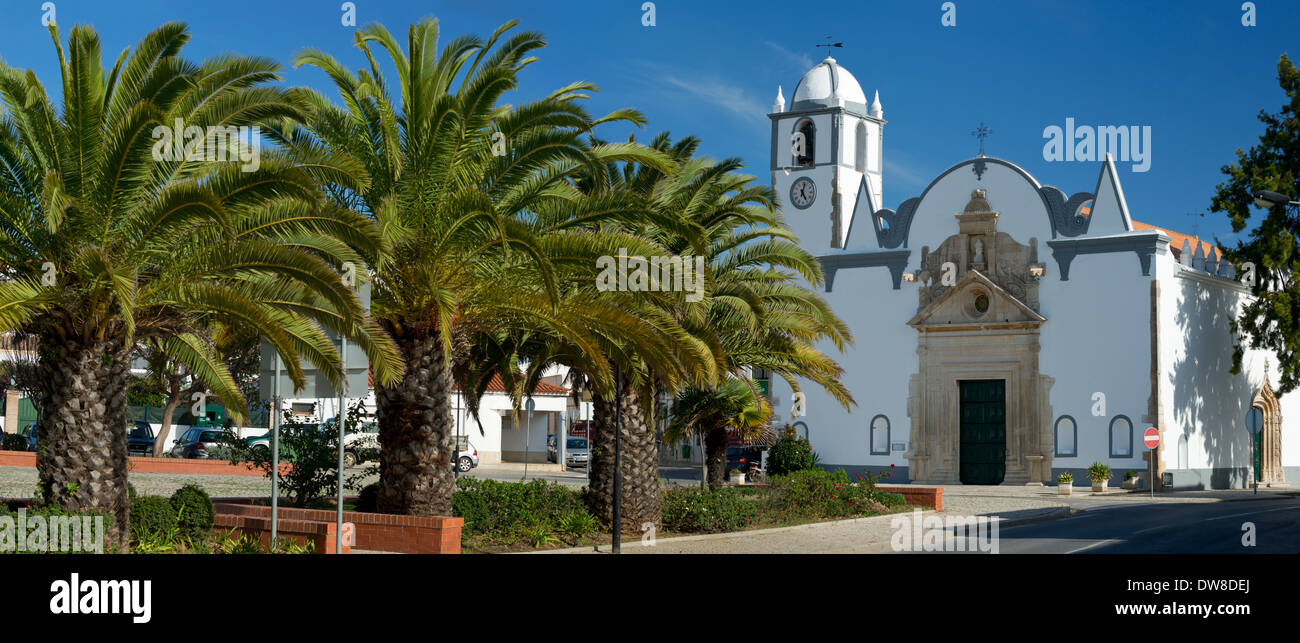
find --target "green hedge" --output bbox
[452,478,597,545]
[662,487,760,533]
[129,496,177,544]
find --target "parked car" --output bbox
[725,446,766,474]
[561,437,590,468]
[547,435,591,467]
[454,441,480,472]
[127,420,155,457]
[171,428,234,459]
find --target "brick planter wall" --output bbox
[0,450,290,477]
[213,513,350,554]
[215,503,462,554]
[876,485,944,511]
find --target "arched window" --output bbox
[792,421,809,442]
[855,121,868,172]
[1177,434,1188,469]
[1109,415,1133,457]
[1054,416,1077,457]
[793,119,815,167]
[870,415,889,455]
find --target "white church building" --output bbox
[767,56,1298,489]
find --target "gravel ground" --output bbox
[0,465,273,499]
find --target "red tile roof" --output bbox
[1132,220,1222,262]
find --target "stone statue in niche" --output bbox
[915,189,1042,313]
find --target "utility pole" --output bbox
[271,353,280,545]
[335,334,346,553]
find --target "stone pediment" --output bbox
[907,269,1046,330]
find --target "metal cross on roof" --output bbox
[971,122,993,157]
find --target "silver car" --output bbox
[562,437,590,468]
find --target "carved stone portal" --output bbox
[1252,377,1287,487]
[905,190,1055,484]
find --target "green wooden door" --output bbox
[959,380,1006,485]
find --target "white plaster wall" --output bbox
[775,164,837,253]
[1038,250,1152,471]
[770,260,915,469]
[1159,257,1300,484]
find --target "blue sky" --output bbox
[2,0,1297,245]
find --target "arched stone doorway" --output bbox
[1251,378,1286,486]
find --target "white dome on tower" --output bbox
[791,57,868,110]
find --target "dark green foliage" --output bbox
[661,487,760,533]
[1,434,26,451]
[766,425,815,476]
[764,468,902,520]
[452,478,596,545]
[355,483,379,513]
[1212,54,1300,392]
[128,483,137,500]
[169,485,214,542]
[222,402,369,506]
[129,496,178,544]
[0,504,114,553]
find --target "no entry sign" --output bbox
[1143,427,1160,449]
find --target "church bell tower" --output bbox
[770,55,884,252]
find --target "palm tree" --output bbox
[603,135,854,494]
[287,17,663,515]
[667,377,772,489]
[0,23,402,546]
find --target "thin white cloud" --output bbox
[764,41,813,71]
[884,158,931,195]
[656,74,769,127]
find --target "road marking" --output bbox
[1201,505,1300,522]
[1065,538,1123,554]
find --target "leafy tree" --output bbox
[1212,54,1300,391]
[0,23,402,547]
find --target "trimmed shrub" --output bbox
[129,495,178,544]
[169,484,214,543]
[452,477,593,543]
[765,468,901,519]
[355,483,379,513]
[661,487,760,533]
[2,434,27,451]
[766,425,815,476]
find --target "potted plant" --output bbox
[729,469,746,485]
[1087,462,1112,492]
[1122,470,1138,490]
[1057,472,1073,495]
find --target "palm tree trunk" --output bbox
[35,334,132,550]
[374,323,454,515]
[705,426,728,490]
[587,369,661,533]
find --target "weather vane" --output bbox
[816,36,843,55]
[971,122,993,157]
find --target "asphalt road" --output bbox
[990,496,1300,554]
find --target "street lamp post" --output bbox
[612,368,622,554]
